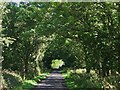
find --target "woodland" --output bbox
[0,2,120,90]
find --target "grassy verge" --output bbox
[63,69,119,90]
[2,69,49,90]
[13,73,48,90]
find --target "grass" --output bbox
[63,69,119,90]
[2,69,49,90]
[13,73,48,90]
[3,69,119,90]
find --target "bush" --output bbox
[65,69,119,90]
[2,70,22,89]
[13,80,37,90]
[13,73,48,90]
[33,74,47,82]
[65,69,103,90]
[22,80,37,89]
[103,75,119,89]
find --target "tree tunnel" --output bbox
[42,46,77,69]
[42,36,77,69]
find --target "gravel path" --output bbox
[32,70,67,90]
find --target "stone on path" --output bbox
[31,70,67,90]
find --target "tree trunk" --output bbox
[0,2,6,89]
[23,41,30,79]
[86,67,90,73]
[102,65,106,77]
[24,59,28,79]
[101,58,107,77]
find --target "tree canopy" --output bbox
[1,2,120,89]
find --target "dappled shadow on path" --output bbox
[31,70,67,90]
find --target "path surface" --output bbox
[32,70,67,90]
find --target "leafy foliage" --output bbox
[2,70,22,89]
[13,73,48,90]
[64,69,118,90]
[51,59,64,69]
[1,2,120,89]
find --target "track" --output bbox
[32,70,67,90]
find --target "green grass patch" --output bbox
[33,74,48,82]
[13,73,48,90]
[64,69,119,90]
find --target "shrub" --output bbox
[65,69,103,90]
[13,73,48,90]
[2,70,22,89]
[22,80,37,89]
[65,69,119,90]
[33,74,47,82]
